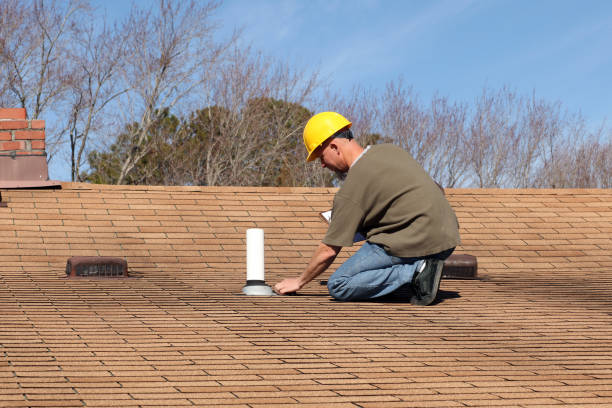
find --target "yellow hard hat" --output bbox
[303,112,352,162]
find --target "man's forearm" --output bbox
[298,243,339,286]
[274,242,340,294]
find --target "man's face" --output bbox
[318,140,337,170]
[318,138,347,176]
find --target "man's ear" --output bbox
[328,140,339,153]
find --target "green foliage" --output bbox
[82,109,181,185]
[242,97,313,186]
[82,99,334,187]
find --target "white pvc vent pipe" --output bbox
[246,228,264,282]
[243,228,275,295]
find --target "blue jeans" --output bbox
[327,242,453,301]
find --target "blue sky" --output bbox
[214,0,612,125]
[91,0,612,124]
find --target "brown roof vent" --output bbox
[66,257,128,278]
[442,254,478,279]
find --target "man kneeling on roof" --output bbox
[273,112,460,305]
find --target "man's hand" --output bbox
[274,277,304,295]
[273,242,341,296]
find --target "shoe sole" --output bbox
[410,259,444,306]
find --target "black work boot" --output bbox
[410,259,444,306]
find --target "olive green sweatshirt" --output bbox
[323,144,460,258]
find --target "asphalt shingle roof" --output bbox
[1,183,611,407]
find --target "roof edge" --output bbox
[55,182,612,195]
[0,180,62,189]
[448,188,612,194]
[61,182,338,194]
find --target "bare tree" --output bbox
[535,120,611,188]
[0,0,88,161]
[594,136,612,188]
[328,85,381,144]
[374,81,471,187]
[509,94,550,187]
[380,81,430,163]
[193,46,322,187]
[426,95,469,187]
[4,0,604,189]
[115,0,234,185]
[64,19,130,181]
[82,44,325,187]
[328,83,609,189]
[464,87,520,187]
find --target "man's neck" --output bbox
[344,142,365,168]
[350,145,370,168]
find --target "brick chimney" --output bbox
[0,108,58,187]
